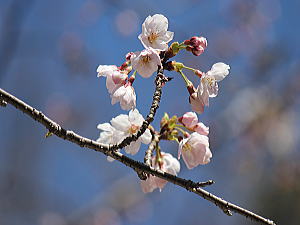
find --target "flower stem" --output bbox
[178,70,193,87]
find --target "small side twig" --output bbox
[194,180,215,188]
[144,131,160,166]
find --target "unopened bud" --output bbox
[185,36,207,56]
[125,52,135,61]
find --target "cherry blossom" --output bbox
[180,112,209,135]
[111,84,136,111]
[97,65,127,94]
[138,14,174,51]
[110,109,152,155]
[131,48,162,78]
[141,152,180,193]
[180,112,198,128]
[178,132,212,169]
[197,62,230,106]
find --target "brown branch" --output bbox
[0,84,276,225]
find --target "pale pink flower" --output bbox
[178,132,212,169]
[181,112,198,128]
[111,85,136,111]
[141,152,180,193]
[131,48,162,78]
[138,14,174,51]
[180,112,209,135]
[198,62,230,106]
[110,109,151,155]
[97,65,127,94]
[194,122,209,136]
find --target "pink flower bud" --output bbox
[194,122,209,135]
[185,36,207,56]
[180,112,198,128]
[190,36,207,49]
[125,52,135,61]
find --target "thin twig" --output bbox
[0,85,276,225]
[144,132,160,166]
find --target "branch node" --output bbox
[135,169,148,180]
[0,99,7,107]
[45,131,53,138]
[195,180,215,188]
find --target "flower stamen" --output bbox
[148,32,158,43]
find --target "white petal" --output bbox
[97,123,114,132]
[141,129,152,144]
[111,114,130,132]
[97,65,117,77]
[125,140,141,155]
[198,82,210,106]
[208,82,218,98]
[112,85,126,98]
[207,63,230,81]
[128,109,144,125]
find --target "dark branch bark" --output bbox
[0,82,276,225]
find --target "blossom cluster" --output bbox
[96,14,230,193]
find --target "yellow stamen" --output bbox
[141,55,151,63]
[128,124,139,134]
[148,32,158,43]
[183,143,192,152]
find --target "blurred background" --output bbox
[0,0,299,224]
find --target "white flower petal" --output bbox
[97,65,118,77]
[141,129,152,144]
[207,62,230,81]
[208,82,218,98]
[111,114,130,132]
[125,140,142,155]
[97,123,114,132]
[128,109,144,125]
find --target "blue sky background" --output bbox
[0,0,300,225]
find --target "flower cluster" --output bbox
[97,14,174,110]
[96,14,231,193]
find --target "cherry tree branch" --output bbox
[0,83,275,225]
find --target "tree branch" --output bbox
[0,83,276,225]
